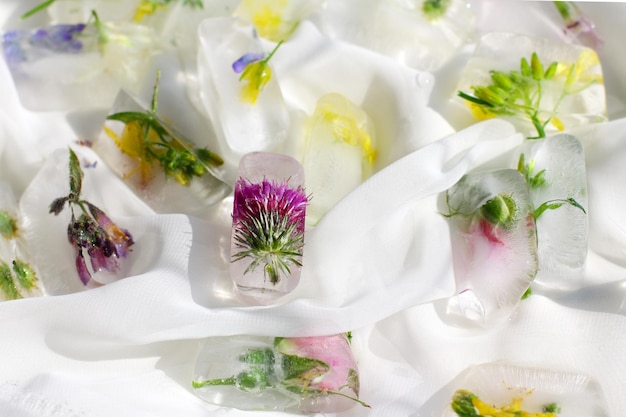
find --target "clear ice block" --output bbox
[316,0,475,72]
[233,0,324,42]
[301,93,376,225]
[444,169,538,327]
[46,0,140,23]
[517,134,588,289]
[2,20,157,111]
[193,334,366,413]
[93,89,232,218]
[196,17,290,155]
[230,152,307,305]
[454,32,607,137]
[437,362,610,417]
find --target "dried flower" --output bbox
[232,40,283,104]
[231,177,308,285]
[50,148,133,285]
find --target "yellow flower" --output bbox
[320,107,377,169]
[237,0,296,42]
[104,122,159,186]
[133,1,168,22]
[239,61,273,105]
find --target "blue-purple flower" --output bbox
[231,41,283,104]
[50,149,134,285]
[2,23,87,69]
[231,178,308,285]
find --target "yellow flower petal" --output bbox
[133,1,168,22]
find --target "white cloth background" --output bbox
[0,1,625,417]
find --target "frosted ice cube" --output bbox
[234,0,324,42]
[433,362,610,417]
[196,17,289,156]
[93,89,232,218]
[301,93,376,225]
[444,169,538,326]
[193,334,364,413]
[2,21,157,111]
[316,0,475,72]
[454,32,606,137]
[517,134,588,289]
[230,152,307,305]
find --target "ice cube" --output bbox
[230,152,307,305]
[315,0,475,72]
[517,134,588,289]
[454,32,607,137]
[300,93,376,225]
[93,89,232,218]
[193,334,364,413]
[46,0,140,23]
[2,21,157,111]
[196,17,290,156]
[444,169,538,326]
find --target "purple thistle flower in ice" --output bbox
[231,178,308,285]
[51,148,134,285]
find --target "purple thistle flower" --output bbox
[232,52,267,74]
[232,178,308,285]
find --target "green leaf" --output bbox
[68,148,83,198]
[422,0,451,20]
[106,111,152,124]
[534,198,586,220]
[0,210,18,239]
[281,352,329,382]
[20,0,56,19]
[239,348,274,365]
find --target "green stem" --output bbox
[151,70,161,114]
[192,377,236,389]
[263,40,284,64]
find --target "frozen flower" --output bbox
[231,177,308,285]
[104,71,223,187]
[192,334,369,412]
[2,23,87,69]
[451,389,560,417]
[553,1,604,50]
[232,41,283,104]
[422,0,451,21]
[50,148,134,286]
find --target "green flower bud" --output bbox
[531,52,543,81]
[479,194,517,227]
[520,57,531,77]
[544,61,558,80]
[490,71,514,91]
[474,86,506,107]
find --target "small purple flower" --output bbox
[2,23,87,69]
[232,178,308,285]
[232,52,267,74]
[52,149,134,286]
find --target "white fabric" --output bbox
[0,1,625,417]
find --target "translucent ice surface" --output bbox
[301,93,376,225]
[444,169,538,326]
[196,17,290,156]
[193,334,365,413]
[316,0,475,72]
[2,21,156,111]
[426,362,610,417]
[517,134,588,289]
[454,32,606,137]
[94,90,231,218]
[230,152,307,305]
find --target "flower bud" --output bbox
[480,194,517,227]
[531,52,543,80]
